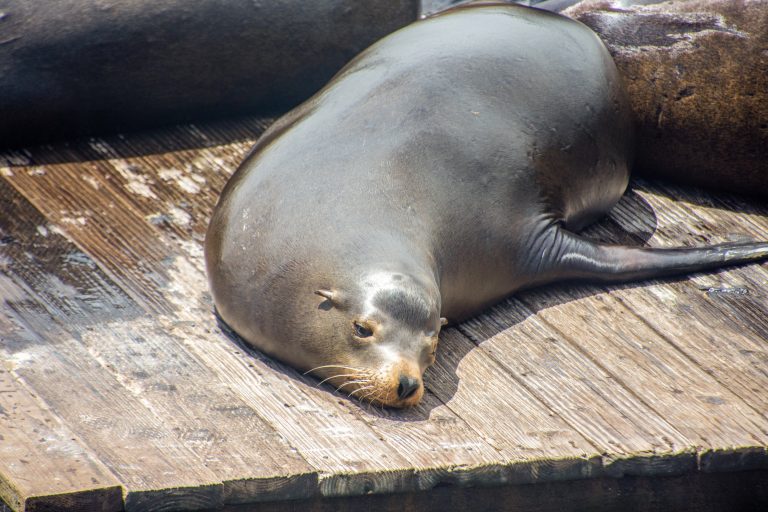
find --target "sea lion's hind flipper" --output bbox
[532,227,768,285]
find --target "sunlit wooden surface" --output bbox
[1,117,766,511]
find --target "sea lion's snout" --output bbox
[397,374,421,400]
[367,360,425,408]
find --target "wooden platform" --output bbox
[1,118,767,512]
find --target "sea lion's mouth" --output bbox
[342,374,425,408]
[308,365,424,407]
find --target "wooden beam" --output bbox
[223,469,768,512]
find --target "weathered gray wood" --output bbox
[519,286,768,471]
[0,180,313,510]
[457,308,697,477]
[0,295,223,511]
[0,338,122,512]
[427,328,602,482]
[605,184,768,414]
[504,180,768,472]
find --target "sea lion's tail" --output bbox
[535,227,768,284]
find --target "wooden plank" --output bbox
[426,328,602,482]
[70,316,320,506]
[0,313,122,512]
[519,180,768,472]
[415,180,768,476]
[0,289,223,512]
[589,184,768,419]
[0,180,313,509]
[457,306,696,477]
[321,370,513,490]
[0,129,609,494]
[514,283,768,472]
[0,182,321,502]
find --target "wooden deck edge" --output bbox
[6,462,768,512]
[0,365,125,512]
[411,457,599,492]
[223,473,319,505]
[316,468,419,498]
[123,483,223,512]
[601,450,698,478]
[0,484,122,512]
[22,487,124,512]
[6,446,763,511]
[312,445,768,501]
[699,446,768,473]
[317,456,603,498]
[311,445,768,501]
[221,469,768,512]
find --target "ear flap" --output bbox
[315,288,345,309]
[440,317,448,326]
[315,289,335,301]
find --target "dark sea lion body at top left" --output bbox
[0,0,418,147]
[206,4,768,408]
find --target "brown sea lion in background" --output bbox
[0,0,418,147]
[205,4,768,408]
[537,0,768,198]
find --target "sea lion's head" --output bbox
[303,271,446,408]
[205,169,445,408]
[208,235,445,407]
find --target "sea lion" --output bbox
[0,0,418,147]
[562,0,768,199]
[205,3,768,408]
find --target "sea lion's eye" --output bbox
[353,322,373,338]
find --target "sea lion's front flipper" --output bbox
[529,226,768,286]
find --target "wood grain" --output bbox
[458,306,696,477]
[520,287,768,471]
[224,470,768,512]
[0,180,224,511]
[0,179,315,510]
[512,182,768,472]
[598,183,768,440]
[0,348,122,512]
[427,328,602,483]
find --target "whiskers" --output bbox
[345,385,389,413]
[303,364,364,376]
[303,363,378,404]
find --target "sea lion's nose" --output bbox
[397,375,420,400]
